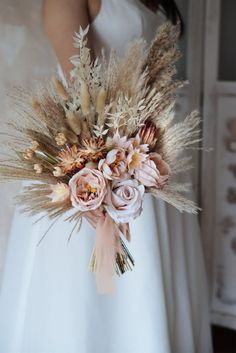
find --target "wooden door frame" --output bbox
[201,0,221,289]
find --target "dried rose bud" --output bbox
[33,163,43,174]
[55,133,67,146]
[139,122,157,145]
[53,166,64,177]
[23,149,34,160]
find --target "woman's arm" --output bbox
[42,0,93,76]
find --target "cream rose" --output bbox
[98,148,128,180]
[107,179,145,223]
[69,168,107,211]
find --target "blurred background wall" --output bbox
[0,0,55,281]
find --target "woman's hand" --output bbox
[42,0,94,77]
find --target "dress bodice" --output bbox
[91,0,165,57]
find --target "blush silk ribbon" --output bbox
[86,210,131,294]
[94,214,120,294]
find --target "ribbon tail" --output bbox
[94,214,119,294]
[119,223,131,242]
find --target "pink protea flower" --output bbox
[69,168,107,211]
[130,133,149,153]
[106,130,132,150]
[138,121,157,145]
[49,183,70,203]
[98,148,128,180]
[127,134,149,171]
[134,159,161,187]
[127,148,147,171]
[134,153,170,188]
[150,152,171,186]
[107,179,145,223]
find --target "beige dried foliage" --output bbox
[52,76,69,101]
[114,40,146,99]
[144,22,181,87]
[96,88,107,114]
[15,183,72,219]
[80,81,91,115]
[66,111,82,135]
[149,187,200,214]
[80,120,92,140]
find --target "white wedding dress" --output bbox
[0,1,213,352]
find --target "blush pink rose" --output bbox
[98,148,128,180]
[69,168,107,211]
[107,179,145,223]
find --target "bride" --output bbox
[0,0,213,352]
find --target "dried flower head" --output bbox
[53,166,65,177]
[23,149,34,160]
[33,163,43,174]
[58,145,84,173]
[80,137,106,162]
[31,140,39,151]
[55,132,67,146]
[82,137,105,152]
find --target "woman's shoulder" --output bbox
[87,0,101,24]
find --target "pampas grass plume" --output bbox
[80,81,91,115]
[52,76,69,101]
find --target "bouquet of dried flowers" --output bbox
[0,23,201,293]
